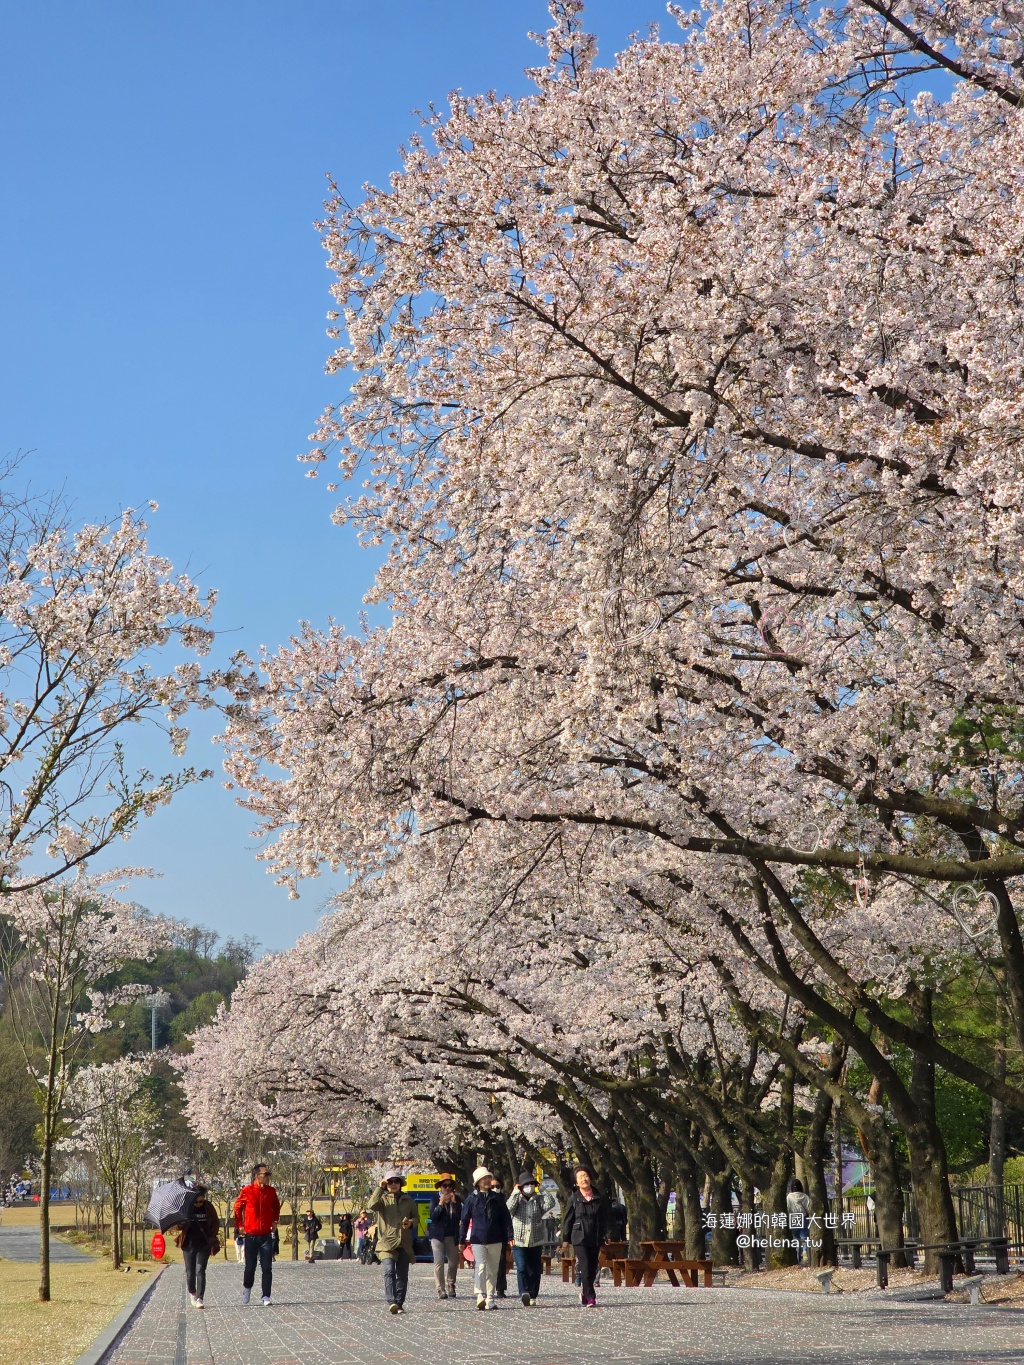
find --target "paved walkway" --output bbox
[0,1224,93,1262]
[101,1259,1024,1365]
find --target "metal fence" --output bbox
[836,1184,1024,1260]
[954,1184,1024,1247]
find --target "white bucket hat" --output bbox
[472,1166,492,1186]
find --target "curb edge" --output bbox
[72,1262,167,1365]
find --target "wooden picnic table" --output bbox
[618,1240,713,1288]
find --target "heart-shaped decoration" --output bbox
[601,587,661,647]
[874,953,898,981]
[790,822,821,855]
[757,605,809,657]
[951,886,999,941]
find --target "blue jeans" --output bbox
[512,1244,542,1299]
[242,1233,274,1298]
[382,1249,410,1306]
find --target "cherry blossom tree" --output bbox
[64,1055,156,1269]
[1,873,171,1299]
[215,0,1024,1261]
[0,491,217,889]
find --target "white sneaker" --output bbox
[189,1294,196,1306]
[485,1298,497,1310]
[241,1287,251,1305]
[261,1296,272,1306]
[195,1299,204,1309]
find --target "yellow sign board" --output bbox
[403,1172,446,1192]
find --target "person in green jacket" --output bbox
[368,1171,417,1314]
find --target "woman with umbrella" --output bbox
[175,1186,220,1308]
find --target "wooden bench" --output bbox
[617,1240,714,1288]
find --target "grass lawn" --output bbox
[0,1257,156,1365]
[0,1204,77,1228]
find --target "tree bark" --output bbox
[906,987,959,1269]
[804,1081,837,1267]
[676,1144,705,1260]
[618,1140,666,1249]
[859,1117,907,1266]
[763,1062,796,1267]
[38,1117,52,1302]
[710,1173,738,1266]
[989,1031,1007,1189]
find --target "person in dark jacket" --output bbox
[337,1211,354,1258]
[427,1175,463,1298]
[179,1186,219,1309]
[458,1166,514,1310]
[302,1208,323,1261]
[607,1198,628,1243]
[562,1167,608,1307]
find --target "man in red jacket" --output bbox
[233,1163,281,1305]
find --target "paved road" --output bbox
[100,1258,1024,1365]
[0,1224,93,1262]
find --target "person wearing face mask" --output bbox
[506,1172,557,1307]
[176,1186,219,1309]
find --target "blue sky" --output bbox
[0,0,668,951]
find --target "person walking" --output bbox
[459,1167,514,1311]
[787,1180,811,1263]
[337,1210,354,1259]
[368,1171,417,1314]
[234,1163,281,1306]
[562,1167,607,1307]
[507,1171,556,1307]
[427,1175,463,1299]
[355,1210,371,1262]
[607,1197,628,1243]
[301,1207,323,1261]
[177,1186,219,1309]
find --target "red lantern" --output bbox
[151,1232,166,1260]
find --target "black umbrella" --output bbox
[145,1179,197,1233]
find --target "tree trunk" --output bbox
[803,1085,836,1267]
[907,1134,958,1271]
[710,1173,738,1267]
[614,1130,666,1249]
[906,987,958,1270]
[859,1118,907,1267]
[620,1160,665,1249]
[989,1034,1007,1188]
[109,1180,121,1270]
[676,1146,705,1260]
[39,1114,52,1302]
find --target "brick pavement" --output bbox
[103,1257,1024,1365]
[0,1224,94,1261]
